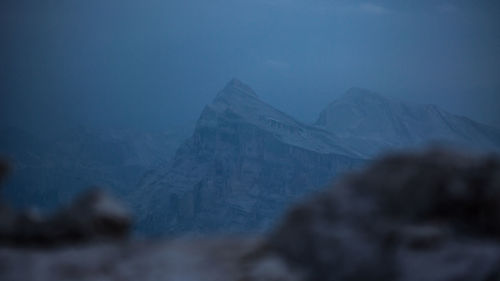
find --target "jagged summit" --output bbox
[315,88,392,129]
[202,79,360,157]
[218,78,258,99]
[134,82,365,235]
[315,87,500,152]
[209,79,302,130]
[133,80,500,235]
[341,87,388,103]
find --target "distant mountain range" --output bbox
[2,79,499,235]
[0,126,188,210]
[315,87,500,155]
[131,79,500,235]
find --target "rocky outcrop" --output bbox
[0,161,9,180]
[245,149,500,281]
[4,80,500,237]
[1,149,500,281]
[0,188,132,247]
[133,80,500,235]
[133,79,365,235]
[0,238,258,281]
[315,87,500,154]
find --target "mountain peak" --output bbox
[341,87,387,103]
[221,78,258,98]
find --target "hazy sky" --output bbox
[1,0,499,135]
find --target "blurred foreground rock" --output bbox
[249,149,500,281]
[1,149,500,281]
[0,238,259,281]
[0,187,131,246]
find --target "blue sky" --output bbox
[1,0,499,134]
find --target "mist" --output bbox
[1,0,499,136]
[3,1,500,278]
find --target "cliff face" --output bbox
[5,80,499,236]
[134,80,500,235]
[134,80,365,235]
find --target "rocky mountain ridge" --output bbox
[3,79,499,235]
[0,126,188,210]
[133,79,500,235]
[315,87,500,154]
[133,79,366,235]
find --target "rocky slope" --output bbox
[4,80,499,236]
[133,79,365,235]
[0,126,187,210]
[134,80,500,235]
[315,87,500,155]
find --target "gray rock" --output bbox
[0,238,259,281]
[2,149,500,281]
[133,80,500,236]
[315,87,500,153]
[0,160,8,183]
[0,189,132,247]
[133,79,366,235]
[48,189,132,243]
[253,149,500,281]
